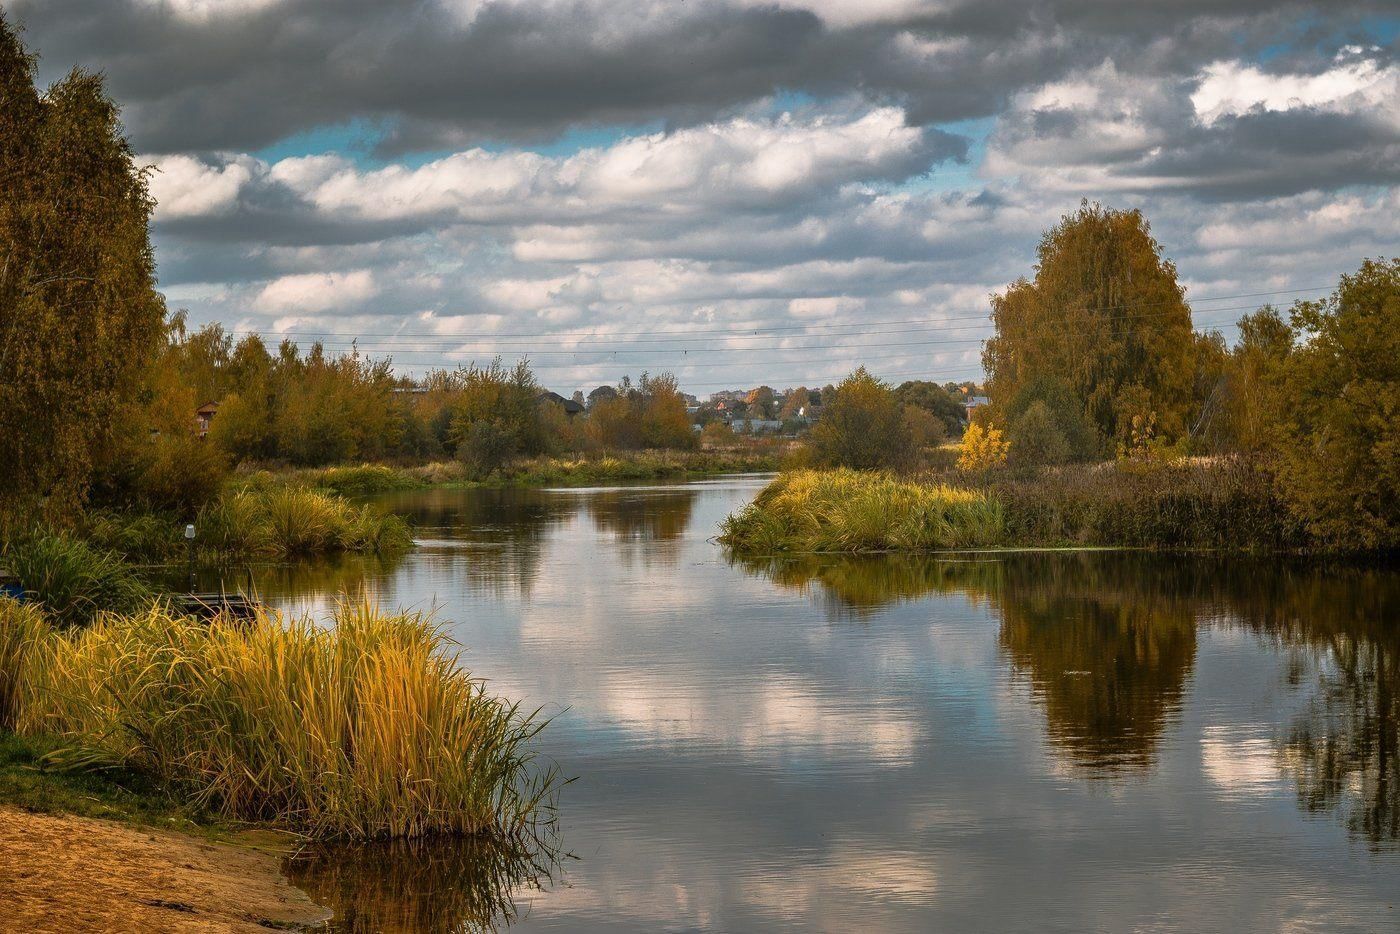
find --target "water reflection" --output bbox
[735,548,1400,841]
[254,481,1400,929]
[284,832,563,933]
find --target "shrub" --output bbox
[1008,401,1069,466]
[808,368,917,470]
[957,423,1010,472]
[1,533,153,627]
[14,599,559,839]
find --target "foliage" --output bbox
[894,381,966,436]
[808,368,917,470]
[587,372,696,451]
[902,404,947,448]
[984,457,1306,551]
[1008,401,1070,466]
[1274,258,1400,551]
[0,533,153,627]
[983,201,1198,451]
[957,423,1010,472]
[448,358,548,474]
[720,469,1005,554]
[1207,306,1293,453]
[0,18,166,516]
[12,598,559,839]
[1004,376,1098,461]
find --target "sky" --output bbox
[5,0,1398,394]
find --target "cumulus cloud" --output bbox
[254,269,379,312]
[6,0,1393,388]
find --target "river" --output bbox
[245,475,1400,932]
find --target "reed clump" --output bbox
[1,533,154,627]
[198,486,412,558]
[7,597,557,840]
[720,469,1005,554]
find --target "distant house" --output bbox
[195,401,219,438]
[537,390,585,417]
[963,395,991,419]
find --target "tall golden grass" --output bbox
[4,596,556,840]
[720,469,1005,554]
[198,486,413,558]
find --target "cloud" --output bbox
[10,0,1386,155]
[254,269,379,312]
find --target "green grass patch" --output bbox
[720,468,1005,554]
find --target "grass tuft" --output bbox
[8,596,557,840]
[720,469,1005,554]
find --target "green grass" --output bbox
[0,730,214,830]
[197,487,412,559]
[720,469,1005,554]
[0,533,154,627]
[7,596,558,841]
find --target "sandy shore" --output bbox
[0,806,329,933]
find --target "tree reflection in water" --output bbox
[284,830,565,933]
[729,548,1400,841]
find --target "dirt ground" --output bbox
[0,807,330,932]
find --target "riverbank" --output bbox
[0,806,328,933]
[721,460,1317,555]
[247,448,787,497]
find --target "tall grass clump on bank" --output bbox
[1,534,153,627]
[11,598,557,840]
[198,487,412,558]
[721,469,1005,554]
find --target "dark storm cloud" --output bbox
[5,0,1391,155]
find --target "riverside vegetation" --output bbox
[726,206,1398,557]
[0,595,558,841]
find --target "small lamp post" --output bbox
[185,523,197,592]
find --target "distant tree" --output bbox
[778,387,810,420]
[894,380,967,436]
[448,358,546,473]
[809,368,916,470]
[1008,401,1070,466]
[586,385,617,409]
[0,16,166,514]
[983,202,1197,453]
[589,372,696,450]
[902,404,947,449]
[746,385,777,419]
[639,372,697,449]
[1211,306,1293,453]
[1274,258,1400,550]
[1004,377,1098,462]
[571,390,586,407]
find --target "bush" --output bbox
[1008,401,1070,466]
[13,598,559,839]
[957,423,1010,472]
[720,469,1005,553]
[1,533,153,627]
[809,368,917,470]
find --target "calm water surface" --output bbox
[255,476,1400,932]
